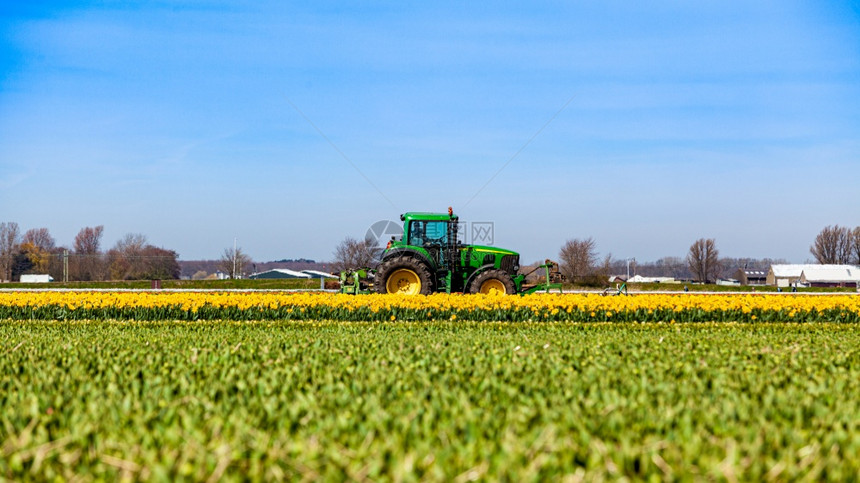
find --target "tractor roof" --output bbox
[400,212,458,222]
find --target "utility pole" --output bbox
[63,249,69,282]
[233,238,237,279]
[626,257,635,280]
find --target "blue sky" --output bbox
[2,1,858,264]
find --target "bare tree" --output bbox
[853,227,860,265]
[687,238,721,283]
[810,225,853,264]
[74,226,104,254]
[108,233,149,280]
[72,225,105,281]
[595,253,613,284]
[331,236,380,273]
[559,237,598,283]
[0,222,21,282]
[23,228,56,251]
[655,256,689,279]
[114,233,147,253]
[139,246,180,279]
[219,246,252,278]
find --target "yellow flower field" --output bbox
[1,291,859,322]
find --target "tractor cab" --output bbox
[406,219,451,247]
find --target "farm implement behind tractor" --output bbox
[339,208,564,295]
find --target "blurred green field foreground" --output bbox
[1,321,858,481]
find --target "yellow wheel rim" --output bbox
[479,279,507,294]
[387,269,421,295]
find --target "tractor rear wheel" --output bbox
[469,269,516,295]
[375,257,434,295]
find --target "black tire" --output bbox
[468,269,516,295]
[375,256,434,295]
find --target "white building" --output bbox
[716,278,741,286]
[249,269,312,279]
[627,275,678,284]
[301,270,337,279]
[768,264,860,288]
[799,265,860,288]
[767,264,819,287]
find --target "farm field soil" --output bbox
[1,320,858,481]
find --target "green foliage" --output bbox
[1,321,857,480]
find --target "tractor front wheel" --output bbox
[469,269,516,295]
[375,257,434,295]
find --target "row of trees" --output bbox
[6,219,850,283]
[0,222,180,282]
[556,236,759,285]
[555,237,721,285]
[558,224,860,286]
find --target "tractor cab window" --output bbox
[409,221,449,246]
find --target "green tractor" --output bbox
[339,208,563,295]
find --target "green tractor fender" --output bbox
[381,247,437,270]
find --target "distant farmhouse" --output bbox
[734,268,768,286]
[798,265,860,288]
[767,264,819,288]
[206,271,230,280]
[767,264,860,288]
